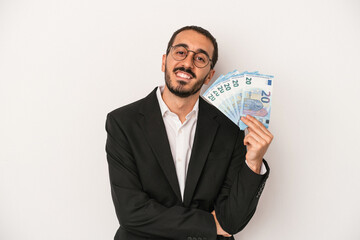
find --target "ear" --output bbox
[204,69,215,85]
[161,54,166,72]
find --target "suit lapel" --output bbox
[138,88,182,201]
[183,97,219,207]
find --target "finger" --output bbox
[246,130,266,145]
[244,119,270,142]
[244,134,258,147]
[241,116,260,131]
[248,127,273,145]
[245,115,273,138]
[244,115,269,134]
[242,116,273,142]
[244,134,263,150]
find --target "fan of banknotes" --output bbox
[202,70,274,130]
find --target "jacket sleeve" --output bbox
[105,113,217,240]
[214,129,269,235]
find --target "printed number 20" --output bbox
[261,90,271,103]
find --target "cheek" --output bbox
[198,70,209,80]
[164,60,176,73]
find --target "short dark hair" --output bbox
[166,26,218,69]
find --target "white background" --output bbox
[1,0,359,239]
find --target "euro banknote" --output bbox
[202,70,274,130]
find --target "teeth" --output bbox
[177,72,191,79]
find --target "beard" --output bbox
[164,65,209,98]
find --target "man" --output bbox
[105,26,273,240]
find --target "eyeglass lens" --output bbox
[171,46,209,68]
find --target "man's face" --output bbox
[162,30,215,98]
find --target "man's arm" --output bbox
[214,116,272,234]
[106,113,217,240]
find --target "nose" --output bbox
[181,52,195,69]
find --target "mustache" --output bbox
[173,67,196,79]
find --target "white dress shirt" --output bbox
[156,86,266,201]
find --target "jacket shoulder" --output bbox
[106,87,158,124]
[108,97,144,119]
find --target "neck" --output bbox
[161,86,199,123]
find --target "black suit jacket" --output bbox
[105,87,269,240]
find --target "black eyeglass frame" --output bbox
[168,44,213,69]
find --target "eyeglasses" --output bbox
[169,45,212,68]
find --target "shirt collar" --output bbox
[156,85,199,120]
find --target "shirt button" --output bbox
[179,129,183,134]
[177,158,181,162]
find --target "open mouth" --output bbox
[175,71,193,80]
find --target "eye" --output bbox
[176,50,186,56]
[173,46,187,58]
[195,53,207,63]
[195,56,205,62]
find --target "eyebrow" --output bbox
[174,43,211,59]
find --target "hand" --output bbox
[211,210,232,237]
[241,115,274,174]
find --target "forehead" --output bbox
[173,30,214,56]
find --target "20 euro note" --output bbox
[203,79,237,123]
[203,70,240,123]
[238,74,273,130]
[203,70,274,130]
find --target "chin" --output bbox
[176,79,191,86]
